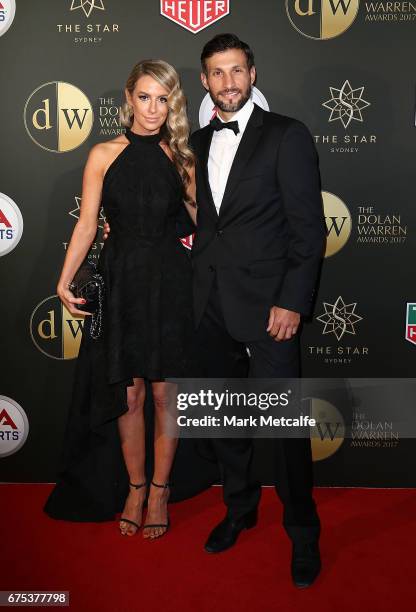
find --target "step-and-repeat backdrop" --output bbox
[1,1,415,487]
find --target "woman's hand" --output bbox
[57,284,92,317]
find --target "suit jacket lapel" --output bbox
[197,127,218,220]
[219,104,264,218]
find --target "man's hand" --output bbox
[103,222,110,239]
[267,306,300,341]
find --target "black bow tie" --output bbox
[210,116,240,135]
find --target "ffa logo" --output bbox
[405,303,416,346]
[160,0,230,34]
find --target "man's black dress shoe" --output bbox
[291,541,321,588]
[204,510,257,553]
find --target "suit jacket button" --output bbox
[216,229,223,237]
[208,265,215,272]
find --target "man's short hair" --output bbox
[201,33,255,74]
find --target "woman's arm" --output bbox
[57,144,108,316]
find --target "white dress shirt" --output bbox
[208,98,255,215]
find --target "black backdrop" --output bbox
[1,0,415,487]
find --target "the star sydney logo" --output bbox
[322,80,370,129]
[316,296,363,341]
[69,196,106,229]
[70,0,105,18]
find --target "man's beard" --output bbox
[210,85,252,113]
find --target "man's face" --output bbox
[201,48,256,114]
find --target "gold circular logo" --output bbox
[286,0,359,40]
[30,295,85,360]
[308,397,345,461]
[322,191,351,257]
[24,82,93,153]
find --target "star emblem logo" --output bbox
[316,296,363,341]
[69,196,106,229]
[322,80,370,129]
[70,0,105,18]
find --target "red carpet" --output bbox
[1,485,415,611]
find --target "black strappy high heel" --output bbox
[143,481,171,539]
[119,481,147,536]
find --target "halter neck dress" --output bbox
[44,129,218,521]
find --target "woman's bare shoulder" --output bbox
[90,134,129,155]
[87,134,129,171]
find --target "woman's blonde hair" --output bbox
[120,59,195,203]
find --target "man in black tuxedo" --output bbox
[103,33,325,587]
[189,34,326,588]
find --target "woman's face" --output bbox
[126,75,170,135]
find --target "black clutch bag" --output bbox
[68,259,104,339]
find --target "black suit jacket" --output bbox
[189,103,326,342]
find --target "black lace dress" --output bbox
[44,129,218,521]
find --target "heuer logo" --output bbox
[405,303,416,346]
[160,0,230,33]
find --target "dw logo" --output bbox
[24,82,93,153]
[286,0,359,40]
[30,295,85,360]
[322,191,352,257]
[306,398,345,461]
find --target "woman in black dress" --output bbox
[44,60,216,538]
